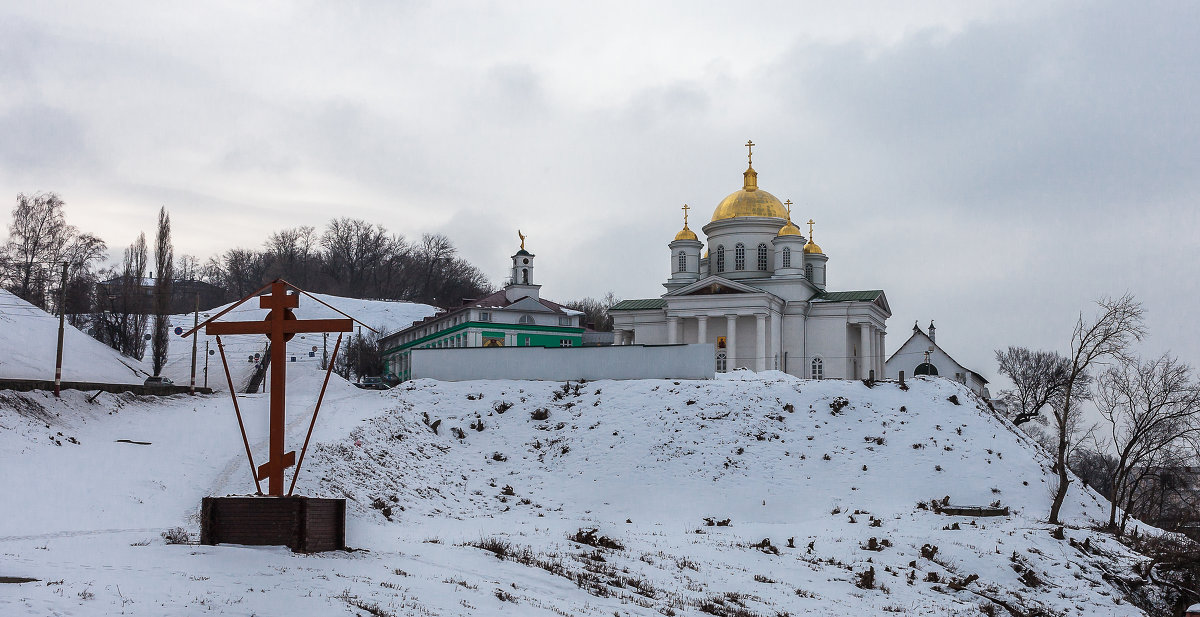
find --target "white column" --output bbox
[755,314,767,372]
[877,331,886,376]
[726,315,737,370]
[697,315,708,344]
[770,311,782,370]
[667,316,679,345]
[859,323,872,379]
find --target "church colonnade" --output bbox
[612,312,885,379]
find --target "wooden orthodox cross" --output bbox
[196,281,353,496]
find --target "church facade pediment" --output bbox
[667,275,764,297]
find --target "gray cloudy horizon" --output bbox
[3,0,1198,385]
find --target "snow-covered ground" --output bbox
[0,289,146,384]
[0,370,1156,616]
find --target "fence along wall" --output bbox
[411,344,715,381]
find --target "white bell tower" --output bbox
[506,229,541,302]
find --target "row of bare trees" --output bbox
[200,219,490,307]
[0,193,106,319]
[996,294,1200,534]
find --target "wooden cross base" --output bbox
[200,496,345,553]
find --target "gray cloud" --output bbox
[2,1,1198,385]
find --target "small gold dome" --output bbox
[777,220,802,237]
[710,166,789,222]
[674,226,698,241]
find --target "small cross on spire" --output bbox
[784,199,792,219]
[807,219,815,238]
[745,139,755,166]
[681,203,690,227]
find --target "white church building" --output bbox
[610,143,891,380]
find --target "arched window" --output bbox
[735,243,745,270]
[804,263,814,280]
[716,351,727,373]
[811,357,824,380]
[716,245,725,272]
[757,243,768,271]
[782,247,791,268]
[677,250,687,273]
[519,314,534,324]
[521,269,529,284]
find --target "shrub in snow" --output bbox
[492,401,512,414]
[530,408,550,421]
[568,528,624,550]
[830,396,850,414]
[855,566,876,589]
[161,527,189,544]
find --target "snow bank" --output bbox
[0,289,146,383]
[0,372,1155,616]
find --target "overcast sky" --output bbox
[3,1,1199,384]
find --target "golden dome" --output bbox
[777,220,802,237]
[674,226,698,241]
[710,165,789,222]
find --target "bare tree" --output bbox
[565,292,620,331]
[1095,354,1200,534]
[1049,294,1146,524]
[3,192,67,307]
[151,208,174,376]
[176,254,201,281]
[93,234,150,359]
[995,347,1072,426]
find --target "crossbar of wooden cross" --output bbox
[181,279,359,496]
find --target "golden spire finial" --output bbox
[807,219,815,239]
[681,203,690,228]
[784,199,793,220]
[518,229,527,251]
[745,139,755,166]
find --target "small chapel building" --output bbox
[379,240,586,381]
[885,321,991,399]
[609,143,891,380]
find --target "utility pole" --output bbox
[53,261,67,398]
[204,340,210,388]
[322,332,328,370]
[189,293,199,395]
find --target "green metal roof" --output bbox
[813,290,884,303]
[609,298,667,311]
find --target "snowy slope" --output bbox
[0,289,146,383]
[152,293,437,390]
[0,373,1158,616]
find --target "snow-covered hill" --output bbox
[0,373,1159,616]
[152,293,437,390]
[0,289,146,383]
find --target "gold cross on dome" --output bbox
[681,203,690,227]
[784,199,792,218]
[745,140,755,165]
[518,229,526,251]
[807,219,815,238]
